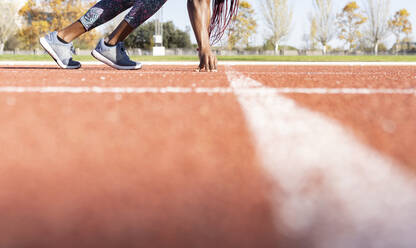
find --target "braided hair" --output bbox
[209,0,240,44]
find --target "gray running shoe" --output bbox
[39,31,81,69]
[91,39,142,70]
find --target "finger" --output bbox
[214,56,218,71]
[204,56,209,72]
[199,56,204,71]
[210,56,217,72]
[212,56,218,72]
[209,56,214,72]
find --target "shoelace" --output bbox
[70,45,76,55]
[118,42,130,59]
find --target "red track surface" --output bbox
[235,66,416,168]
[0,64,415,247]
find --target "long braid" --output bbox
[209,0,239,45]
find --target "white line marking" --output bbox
[227,70,416,247]
[1,61,416,66]
[0,86,414,95]
[1,70,414,80]
[244,71,415,75]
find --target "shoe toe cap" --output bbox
[63,58,81,68]
[69,60,81,67]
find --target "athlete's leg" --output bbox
[58,0,135,43]
[106,20,134,46]
[91,0,168,70]
[106,0,168,45]
[57,21,87,43]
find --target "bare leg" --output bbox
[106,0,167,45]
[57,21,87,43]
[106,20,135,46]
[58,0,167,46]
[56,0,134,44]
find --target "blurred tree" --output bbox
[262,38,274,50]
[163,21,192,48]
[362,0,391,55]
[311,0,335,55]
[310,17,318,50]
[337,2,367,53]
[124,22,155,50]
[301,33,311,52]
[0,1,20,53]
[5,36,21,51]
[262,38,296,51]
[301,17,317,52]
[227,1,257,50]
[18,0,99,50]
[261,0,292,55]
[389,9,412,54]
[124,21,192,49]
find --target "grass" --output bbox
[1,54,416,62]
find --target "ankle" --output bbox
[57,32,70,44]
[105,39,117,47]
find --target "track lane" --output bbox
[235,65,416,88]
[0,70,282,247]
[0,65,229,87]
[227,70,416,247]
[233,65,416,169]
[1,64,416,247]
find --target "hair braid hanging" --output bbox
[209,0,240,45]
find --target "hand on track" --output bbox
[197,47,217,72]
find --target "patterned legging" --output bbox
[80,0,168,31]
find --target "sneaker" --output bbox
[39,31,81,69]
[91,39,141,70]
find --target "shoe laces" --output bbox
[70,44,76,55]
[118,42,130,59]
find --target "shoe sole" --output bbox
[39,37,81,69]
[91,49,142,70]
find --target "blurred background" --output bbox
[1,0,415,56]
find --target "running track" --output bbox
[0,62,415,248]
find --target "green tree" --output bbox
[262,38,274,50]
[227,1,257,50]
[18,0,99,49]
[163,22,192,49]
[389,9,412,54]
[337,1,367,53]
[124,21,155,50]
[124,21,192,49]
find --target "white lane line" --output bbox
[0,86,414,95]
[1,61,416,66]
[227,70,416,248]
[245,71,415,75]
[2,70,414,80]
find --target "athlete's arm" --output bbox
[187,0,217,72]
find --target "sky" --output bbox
[159,0,416,49]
